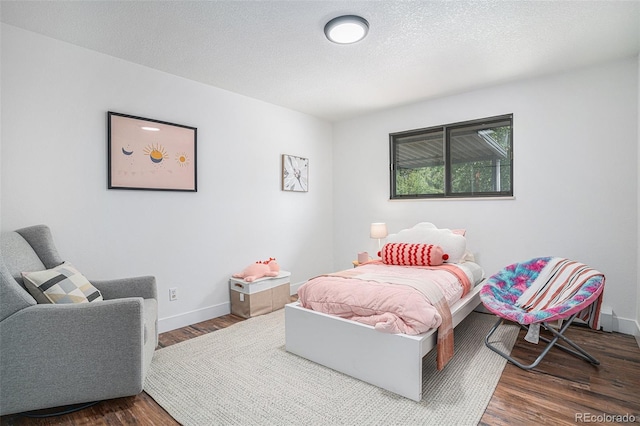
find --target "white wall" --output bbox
[0,22,3,229]
[1,24,334,332]
[333,58,639,334]
[2,23,639,336]
[637,53,640,339]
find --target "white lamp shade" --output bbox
[370,223,388,239]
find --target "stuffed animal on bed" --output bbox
[232,258,280,282]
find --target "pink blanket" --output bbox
[298,261,472,370]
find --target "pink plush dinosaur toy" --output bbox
[232,258,280,282]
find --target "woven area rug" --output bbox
[145,310,518,426]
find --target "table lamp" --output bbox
[370,222,388,252]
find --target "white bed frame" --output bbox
[285,284,481,401]
[285,223,483,401]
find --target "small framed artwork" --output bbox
[282,154,309,192]
[108,111,197,192]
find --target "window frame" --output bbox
[389,114,513,200]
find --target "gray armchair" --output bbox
[0,225,158,416]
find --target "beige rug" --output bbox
[145,309,518,426]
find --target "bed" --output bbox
[284,223,484,401]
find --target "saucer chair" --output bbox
[480,257,605,370]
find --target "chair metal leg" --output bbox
[484,314,600,370]
[536,317,600,365]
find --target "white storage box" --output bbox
[229,271,291,318]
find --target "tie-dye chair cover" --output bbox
[480,257,605,370]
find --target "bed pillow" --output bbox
[22,262,103,304]
[379,243,448,266]
[386,222,467,263]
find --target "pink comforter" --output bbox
[298,261,471,336]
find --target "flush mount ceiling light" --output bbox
[324,15,369,44]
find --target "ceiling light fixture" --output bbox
[324,15,369,44]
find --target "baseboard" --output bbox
[599,307,638,336]
[158,302,230,333]
[610,317,638,336]
[613,318,640,337]
[475,304,639,337]
[631,320,640,348]
[159,281,305,333]
[599,305,614,332]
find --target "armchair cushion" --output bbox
[22,262,103,304]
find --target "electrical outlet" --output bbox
[169,287,178,301]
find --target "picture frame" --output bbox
[282,154,309,192]
[108,111,197,192]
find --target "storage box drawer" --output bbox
[229,271,291,318]
[230,282,290,318]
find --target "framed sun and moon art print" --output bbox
[108,112,197,192]
[282,154,309,192]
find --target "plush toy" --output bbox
[232,258,280,282]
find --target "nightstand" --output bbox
[352,260,375,267]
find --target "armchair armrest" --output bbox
[91,276,157,300]
[0,298,146,414]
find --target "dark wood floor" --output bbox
[480,322,640,425]
[2,309,639,425]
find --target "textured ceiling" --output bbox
[1,1,639,122]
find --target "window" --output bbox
[390,114,513,199]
